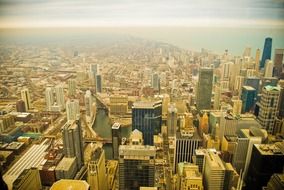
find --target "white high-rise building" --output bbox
[234,76,245,96]
[213,85,221,110]
[204,151,225,190]
[257,85,281,133]
[55,84,65,110]
[45,87,54,111]
[90,64,99,85]
[21,88,32,110]
[264,59,274,78]
[229,61,241,91]
[66,99,80,121]
[68,79,76,96]
[220,62,233,81]
[255,48,261,71]
[151,73,160,91]
[84,90,93,119]
[232,99,242,116]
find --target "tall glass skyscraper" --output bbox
[96,74,102,93]
[241,86,256,113]
[119,145,156,190]
[260,37,272,70]
[132,100,162,145]
[196,67,213,110]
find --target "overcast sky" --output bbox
[0,0,283,28]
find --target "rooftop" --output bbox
[264,85,281,92]
[119,145,156,158]
[243,86,256,91]
[206,151,225,170]
[255,144,284,156]
[55,157,77,171]
[132,100,162,109]
[111,122,121,129]
[50,179,89,190]
[3,139,49,190]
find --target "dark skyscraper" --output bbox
[119,145,156,190]
[96,74,102,93]
[196,67,213,110]
[246,143,284,190]
[278,86,284,119]
[241,86,256,113]
[112,122,121,160]
[273,49,284,78]
[132,100,162,145]
[260,37,272,70]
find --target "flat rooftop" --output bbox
[3,139,50,189]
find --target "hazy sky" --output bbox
[0,0,284,28]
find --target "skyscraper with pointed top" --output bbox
[260,37,272,70]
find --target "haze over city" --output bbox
[0,1,284,190]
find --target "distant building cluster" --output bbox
[0,36,283,190]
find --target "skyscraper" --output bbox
[244,77,260,94]
[87,148,108,190]
[257,85,281,133]
[260,37,272,69]
[277,83,284,119]
[264,59,274,78]
[246,143,284,190]
[132,100,162,145]
[61,119,84,169]
[96,74,102,93]
[90,64,99,74]
[84,90,93,119]
[90,64,99,85]
[66,99,80,121]
[151,73,160,92]
[255,48,261,71]
[55,84,65,110]
[196,67,213,110]
[21,88,32,111]
[232,99,242,116]
[204,151,225,190]
[234,76,245,96]
[112,122,121,160]
[273,49,284,78]
[45,87,54,111]
[241,86,256,113]
[213,84,221,110]
[119,145,156,190]
[174,130,203,172]
[220,62,233,81]
[232,128,263,179]
[167,103,177,137]
[68,79,76,97]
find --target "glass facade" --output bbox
[260,37,272,69]
[119,159,155,190]
[132,102,162,145]
[241,86,256,113]
[196,67,213,110]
